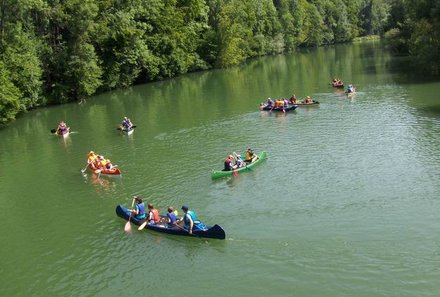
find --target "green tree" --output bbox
[0,61,23,124]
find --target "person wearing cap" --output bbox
[178,205,197,235]
[223,154,237,171]
[129,196,146,220]
[244,148,258,164]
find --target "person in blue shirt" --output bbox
[178,205,196,234]
[166,207,178,226]
[129,196,146,220]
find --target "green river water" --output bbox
[1,42,440,297]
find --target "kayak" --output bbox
[260,104,298,112]
[115,205,226,240]
[88,163,121,175]
[211,151,267,179]
[294,101,320,106]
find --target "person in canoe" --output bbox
[97,155,108,169]
[56,121,69,135]
[122,116,133,130]
[289,94,299,104]
[87,151,98,166]
[232,152,246,168]
[346,84,356,94]
[178,205,206,235]
[129,196,146,220]
[164,207,178,226]
[146,203,160,225]
[223,155,238,171]
[304,96,315,104]
[266,98,274,106]
[244,148,259,164]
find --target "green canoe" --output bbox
[211,151,267,179]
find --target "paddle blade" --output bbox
[138,221,147,231]
[51,129,56,134]
[233,169,238,177]
[124,221,132,233]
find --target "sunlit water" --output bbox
[1,42,440,297]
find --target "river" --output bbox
[1,41,440,297]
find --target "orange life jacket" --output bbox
[150,209,160,224]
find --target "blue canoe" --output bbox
[115,205,226,240]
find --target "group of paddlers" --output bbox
[223,148,259,171]
[262,94,316,108]
[129,196,206,235]
[331,78,356,94]
[86,151,115,170]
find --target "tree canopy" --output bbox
[0,0,437,124]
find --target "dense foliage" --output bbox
[0,0,437,124]
[383,0,440,73]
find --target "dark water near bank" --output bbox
[1,42,440,297]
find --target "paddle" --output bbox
[81,162,90,173]
[232,167,238,177]
[175,222,193,235]
[231,152,241,177]
[50,128,57,134]
[124,199,135,233]
[137,220,148,231]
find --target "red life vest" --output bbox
[150,209,160,224]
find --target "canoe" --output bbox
[121,128,134,135]
[115,205,226,239]
[211,151,267,179]
[294,101,320,106]
[117,125,135,135]
[260,104,298,112]
[88,163,121,175]
[52,128,70,137]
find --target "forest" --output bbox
[1,0,439,124]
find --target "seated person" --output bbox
[266,98,274,106]
[346,84,355,93]
[130,196,146,220]
[223,155,237,171]
[233,152,245,168]
[56,121,69,134]
[304,96,314,104]
[165,207,178,226]
[146,203,160,225]
[289,94,298,104]
[122,117,133,130]
[244,148,258,164]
